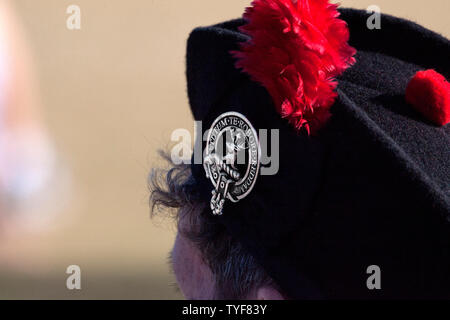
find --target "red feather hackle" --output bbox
[232,0,356,134]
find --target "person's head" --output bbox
[150,2,450,299]
[149,153,285,300]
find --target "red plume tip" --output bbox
[405,69,450,126]
[232,0,356,134]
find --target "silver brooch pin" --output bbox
[204,112,261,215]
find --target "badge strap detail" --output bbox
[204,112,261,216]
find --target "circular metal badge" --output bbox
[204,112,260,215]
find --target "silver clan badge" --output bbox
[204,112,261,215]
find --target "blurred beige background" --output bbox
[0,0,448,299]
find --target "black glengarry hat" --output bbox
[186,0,450,299]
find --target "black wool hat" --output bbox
[186,2,450,299]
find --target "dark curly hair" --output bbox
[149,151,276,299]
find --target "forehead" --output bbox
[170,231,215,300]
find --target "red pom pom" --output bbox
[232,0,356,134]
[405,69,450,126]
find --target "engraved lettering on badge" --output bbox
[204,112,260,215]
